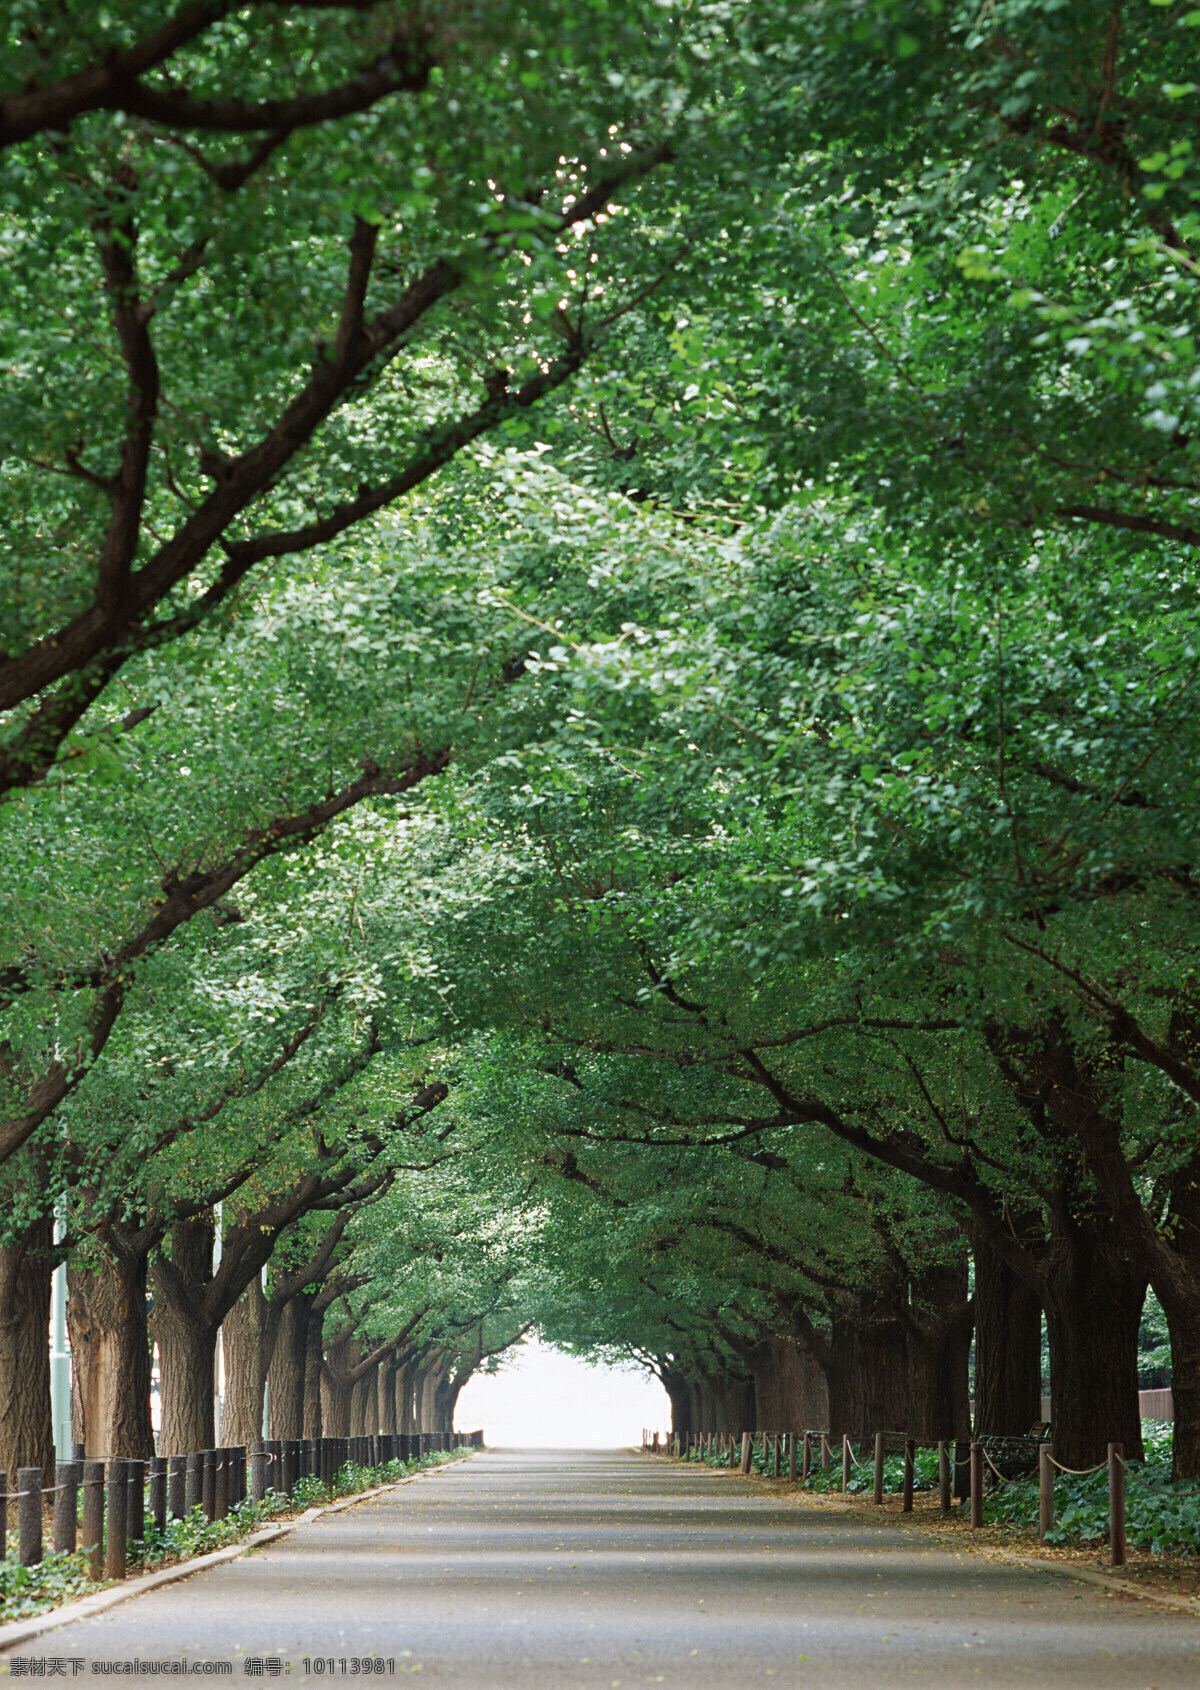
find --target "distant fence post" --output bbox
[739,1432,752,1475]
[81,1461,104,1579]
[969,1443,983,1529]
[841,1435,851,1493]
[821,1434,831,1470]
[802,1432,812,1485]
[1109,1443,1126,1567]
[126,1458,145,1552]
[168,1454,186,1519]
[937,1441,951,1514]
[902,1438,915,1513]
[1038,1444,1054,1542]
[54,1461,79,1554]
[105,1459,128,1580]
[17,1467,42,1567]
[787,1432,798,1481]
[872,1433,885,1505]
[149,1455,167,1532]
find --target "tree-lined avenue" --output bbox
[18,1451,1200,1686]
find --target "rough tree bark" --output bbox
[267,1293,310,1441]
[150,1217,218,1454]
[826,1287,909,1440]
[66,1241,155,1460]
[971,1227,1043,1436]
[303,1302,324,1440]
[0,1212,55,1482]
[903,1259,973,1442]
[221,1275,268,1448]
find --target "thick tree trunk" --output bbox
[350,1367,374,1436]
[719,1374,755,1433]
[267,1294,308,1440]
[662,1367,692,1439]
[152,1299,217,1454]
[66,1242,154,1460]
[905,1261,973,1442]
[1041,1231,1145,1469]
[1161,1287,1200,1480]
[321,1329,359,1436]
[397,1359,417,1434]
[150,1220,218,1455]
[746,1335,828,1430]
[222,1277,268,1449]
[377,1356,396,1438]
[303,1304,323,1440]
[972,1229,1043,1435]
[827,1296,908,1440]
[0,1214,55,1482]
[437,1369,467,1431]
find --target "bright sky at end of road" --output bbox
[454,1338,671,1448]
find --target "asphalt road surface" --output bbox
[4,1449,1198,1687]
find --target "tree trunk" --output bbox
[0,1214,55,1482]
[149,1219,218,1455]
[437,1368,467,1431]
[827,1295,908,1440]
[303,1303,323,1440]
[268,1294,308,1441]
[745,1335,828,1431]
[905,1260,973,1442]
[221,1277,267,1449]
[662,1366,692,1439]
[377,1356,396,1438]
[66,1243,154,1460]
[350,1366,374,1436]
[972,1228,1043,1435]
[1040,1230,1146,1469]
[397,1358,417,1434]
[321,1329,358,1436]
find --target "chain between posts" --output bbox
[644,1426,1141,1569]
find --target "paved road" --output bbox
[4,1450,1198,1687]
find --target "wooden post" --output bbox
[81,1461,104,1579]
[872,1432,885,1505]
[821,1433,831,1469]
[168,1454,187,1519]
[842,1434,852,1493]
[185,1451,203,1512]
[740,1432,752,1474]
[772,1434,781,1478]
[969,1443,983,1529]
[250,1443,268,1502]
[0,1467,7,1555]
[903,1439,915,1513]
[214,1449,229,1521]
[148,1456,167,1531]
[17,1467,42,1566]
[54,1462,79,1553]
[1109,1443,1126,1568]
[1038,1444,1054,1542]
[105,1459,127,1579]
[937,1441,951,1514]
[201,1449,216,1520]
[126,1459,145,1553]
[802,1432,812,1484]
[787,1433,798,1481]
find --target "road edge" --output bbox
[0,1457,472,1654]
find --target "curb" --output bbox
[987,1549,1200,1617]
[644,1449,1200,1619]
[0,1456,470,1654]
